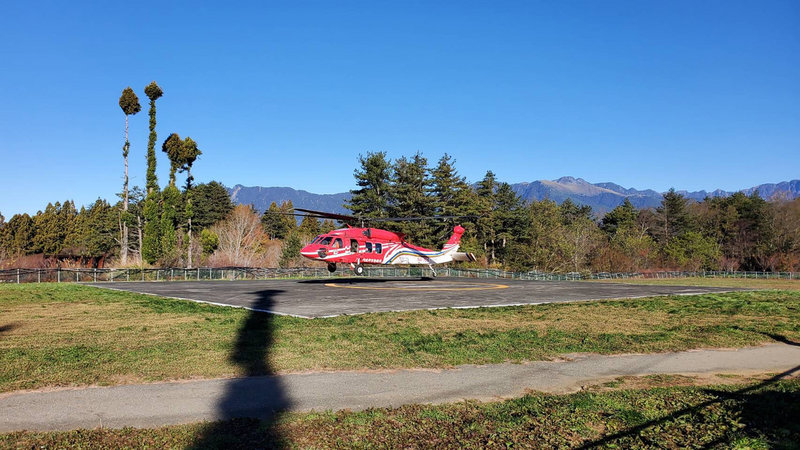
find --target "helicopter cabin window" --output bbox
[319,237,332,246]
[365,242,373,253]
[375,243,382,254]
[350,239,358,253]
[333,238,343,249]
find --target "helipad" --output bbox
[86,278,746,319]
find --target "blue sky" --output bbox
[1,0,798,216]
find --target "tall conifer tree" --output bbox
[144,82,163,194]
[118,87,141,265]
[179,137,201,267]
[388,153,434,246]
[346,152,392,219]
[142,81,163,264]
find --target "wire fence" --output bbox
[0,266,797,284]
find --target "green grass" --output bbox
[1,283,799,392]
[3,379,798,448]
[590,275,800,291]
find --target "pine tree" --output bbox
[601,199,637,235]
[279,201,297,237]
[7,214,35,256]
[320,219,337,233]
[430,154,470,216]
[261,201,295,240]
[654,189,694,245]
[192,181,234,230]
[475,171,497,263]
[492,182,527,263]
[388,153,435,246]
[118,87,141,265]
[64,199,116,262]
[430,154,475,246]
[346,152,392,219]
[279,232,303,268]
[298,215,321,238]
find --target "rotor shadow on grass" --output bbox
[577,364,800,449]
[189,290,292,449]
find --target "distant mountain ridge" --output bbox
[227,185,351,215]
[226,178,800,217]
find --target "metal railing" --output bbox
[0,267,797,284]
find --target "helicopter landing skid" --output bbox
[427,264,437,277]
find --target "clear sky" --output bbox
[1,0,798,216]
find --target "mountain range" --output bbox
[227,178,800,217]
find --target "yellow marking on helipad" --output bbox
[324,282,509,291]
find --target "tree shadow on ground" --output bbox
[0,322,21,337]
[188,290,292,449]
[0,322,20,337]
[760,332,800,347]
[577,365,800,449]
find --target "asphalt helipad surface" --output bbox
[86,278,745,318]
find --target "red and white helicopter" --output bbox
[292,209,476,276]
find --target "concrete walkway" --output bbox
[2,344,799,432]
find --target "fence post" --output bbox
[17,268,20,284]
[58,269,61,283]
[38,269,41,283]
[127,269,130,282]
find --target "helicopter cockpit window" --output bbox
[365,242,373,253]
[333,238,343,249]
[319,237,332,246]
[350,240,358,252]
[375,243,382,254]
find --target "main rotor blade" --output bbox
[295,208,358,222]
[369,215,478,222]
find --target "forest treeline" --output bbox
[1,91,798,273]
[341,152,800,273]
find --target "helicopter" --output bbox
[289,208,476,276]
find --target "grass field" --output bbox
[1,283,799,392]
[591,276,800,291]
[2,377,798,448]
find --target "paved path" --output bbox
[86,278,745,318]
[2,344,798,432]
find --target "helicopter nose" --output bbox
[300,245,321,259]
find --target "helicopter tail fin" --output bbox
[443,225,465,249]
